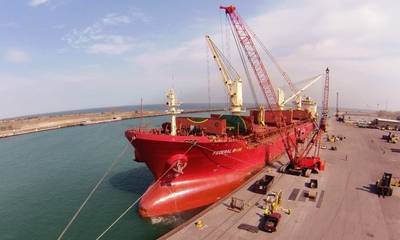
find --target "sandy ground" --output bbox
[0,111,161,138]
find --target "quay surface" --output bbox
[160,119,400,240]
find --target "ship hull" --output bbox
[125,122,314,218]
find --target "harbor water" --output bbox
[0,109,213,240]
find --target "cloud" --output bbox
[4,49,31,63]
[102,13,131,25]
[29,0,49,7]
[88,37,133,55]
[63,9,149,55]
[102,9,149,25]
[241,0,400,109]
[127,0,400,110]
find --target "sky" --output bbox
[1,0,399,119]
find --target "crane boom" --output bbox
[249,32,298,95]
[222,5,325,173]
[221,5,278,109]
[335,92,339,117]
[282,74,322,105]
[320,68,330,131]
[322,68,330,117]
[205,35,243,114]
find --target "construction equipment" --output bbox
[205,35,244,114]
[261,190,289,232]
[335,92,339,117]
[194,219,205,229]
[221,5,325,176]
[277,75,322,109]
[221,5,277,110]
[328,135,336,143]
[262,212,281,233]
[375,172,393,197]
[388,133,398,144]
[391,177,400,187]
[282,127,326,176]
[382,132,399,143]
[264,191,282,212]
[319,68,330,132]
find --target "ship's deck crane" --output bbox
[221,5,325,174]
[278,74,322,109]
[205,35,244,115]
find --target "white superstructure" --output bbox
[166,89,183,136]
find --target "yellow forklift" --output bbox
[376,173,393,197]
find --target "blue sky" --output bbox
[1,0,399,118]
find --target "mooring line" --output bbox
[95,141,198,240]
[56,139,133,240]
[95,196,143,240]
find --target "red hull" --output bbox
[125,121,314,218]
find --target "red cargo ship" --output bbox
[125,108,315,218]
[124,5,321,218]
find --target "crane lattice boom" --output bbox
[322,68,330,117]
[221,5,326,172]
[221,5,278,109]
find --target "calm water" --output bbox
[0,111,213,240]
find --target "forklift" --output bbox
[262,191,283,233]
[375,172,393,197]
[382,132,399,144]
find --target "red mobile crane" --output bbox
[335,92,339,117]
[320,68,330,131]
[221,5,325,174]
[220,5,278,110]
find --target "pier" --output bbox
[0,108,225,139]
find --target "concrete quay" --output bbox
[160,119,400,240]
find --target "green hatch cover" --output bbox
[218,115,247,134]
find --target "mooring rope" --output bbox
[56,139,133,240]
[95,141,198,240]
